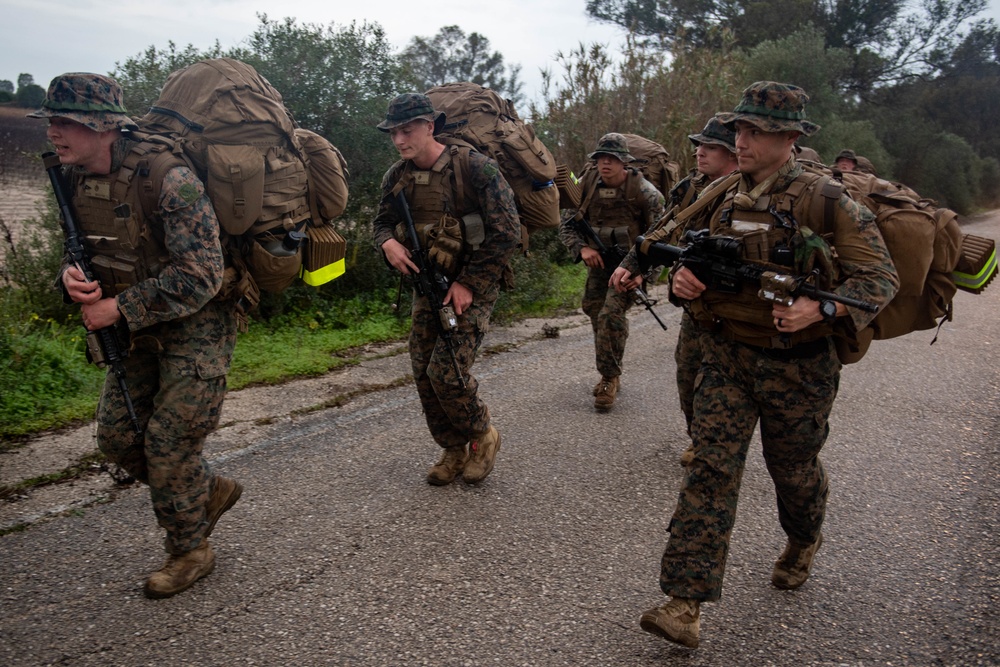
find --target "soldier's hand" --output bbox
[81,298,122,331]
[609,267,636,293]
[63,265,102,305]
[381,238,420,275]
[444,281,473,316]
[671,266,705,300]
[580,246,604,270]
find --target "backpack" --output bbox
[135,57,349,317]
[620,133,681,198]
[806,167,996,361]
[424,82,560,236]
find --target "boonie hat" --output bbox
[588,133,635,162]
[688,117,736,153]
[27,73,138,133]
[716,81,820,136]
[377,93,445,134]
[834,149,858,165]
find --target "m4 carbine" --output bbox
[636,229,878,313]
[395,191,466,388]
[43,152,141,433]
[567,215,668,330]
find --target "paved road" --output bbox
[1,216,997,666]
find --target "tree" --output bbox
[400,25,523,105]
[17,73,34,89]
[113,41,223,115]
[0,80,13,94]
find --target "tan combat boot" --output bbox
[427,446,469,486]
[772,533,823,590]
[593,376,619,411]
[463,425,501,483]
[205,475,243,537]
[144,541,216,599]
[639,597,701,648]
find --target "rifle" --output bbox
[567,216,668,330]
[43,152,141,433]
[636,229,878,313]
[395,191,466,388]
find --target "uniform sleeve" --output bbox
[558,206,588,262]
[638,178,666,233]
[116,165,224,331]
[831,194,900,330]
[457,152,520,295]
[371,161,405,251]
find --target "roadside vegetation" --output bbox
[2,3,998,439]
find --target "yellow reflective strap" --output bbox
[300,259,346,286]
[953,246,997,292]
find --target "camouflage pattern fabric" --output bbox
[659,331,838,601]
[373,148,520,449]
[674,311,703,433]
[27,72,137,132]
[89,161,235,556]
[716,81,820,137]
[560,173,664,380]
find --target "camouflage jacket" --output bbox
[372,149,520,297]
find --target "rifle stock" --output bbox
[395,192,467,388]
[43,152,141,433]
[568,216,667,330]
[636,229,879,313]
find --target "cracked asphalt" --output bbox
[1,214,997,666]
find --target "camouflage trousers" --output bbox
[96,305,235,555]
[410,290,496,449]
[659,331,841,601]
[581,267,634,379]
[674,311,705,434]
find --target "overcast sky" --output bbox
[3,0,999,106]
[0,0,624,105]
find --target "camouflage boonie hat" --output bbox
[27,73,138,132]
[588,133,634,162]
[688,117,736,153]
[835,149,858,165]
[377,93,445,134]
[716,81,820,136]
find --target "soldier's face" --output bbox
[835,158,856,172]
[695,143,738,181]
[389,119,436,164]
[734,121,797,183]
[596,154,627,187]
[46,117,111,174]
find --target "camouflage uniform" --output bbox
[372,95,520,453]
[559,134,665,386]
[654,83,899,602]
[30,75,238,562]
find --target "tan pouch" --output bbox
[206,144,265,235]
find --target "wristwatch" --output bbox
[819,300,838,325]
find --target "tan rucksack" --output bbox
[136,57,348,315]
[424,82,560,236]
[808,168,995,361]
[620,133,681,198]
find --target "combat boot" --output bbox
[427,446,469,486]
[463,425,501,483]
[639,597,701,648]
[205,476,243,537]
[144,541,216,599]
[772,533,823,590]
[593,376,619,411]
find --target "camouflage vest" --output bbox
[577,168,647,249]
[691,170,843,347]
[70,140,182,297]
[389,144,486,264]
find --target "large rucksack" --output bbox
[424,82,560,237]
[620,133,681,198]
[135,58,349,317]
[805,167,996,361]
